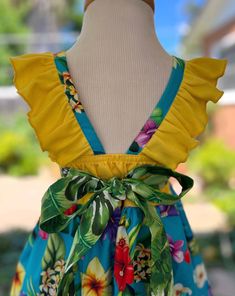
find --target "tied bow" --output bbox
[39,164,193,295]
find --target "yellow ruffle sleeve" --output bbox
[141,56,228,169]
[9,53,228,174]
[9,53,94,167]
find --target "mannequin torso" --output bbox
[65,0,173,154]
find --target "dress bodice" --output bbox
[9,51,227,180]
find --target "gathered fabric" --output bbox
[9,53,227,170]
[39,164,193,295]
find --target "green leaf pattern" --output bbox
[38,164,193,295]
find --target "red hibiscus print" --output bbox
[114,239,134,291]
[184,249,191,263]
[62,72,72,82]
[64,204,77,216]
[118,238,126,248]
[38,229,48,240]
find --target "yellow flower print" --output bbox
[10,262,25,296]
[133,243,151,282]
[81,257,112,296]
[54,259,65,273]
[135,243,151,259]
[68,85,78,97]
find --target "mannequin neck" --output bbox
[72,0,166,56]
[84,0,155,13]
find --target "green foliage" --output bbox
[0,112,49,176]
[1,0,84,85]
[188,138,235,189]
[213,192,235,228]
[51,0,84,30]
[0,229,29,295]
[183,0,204,23]
[0,0,32,85]
[0,0,30,34]
[188,138,235,229]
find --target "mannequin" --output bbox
[65,0,173,153]
[84,0,155,13]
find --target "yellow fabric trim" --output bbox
[9,53,228,174]
[9,52,94,167]
[67,154,159,179]
[140,56,228,170]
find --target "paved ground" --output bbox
[0,165,57,232]
[208,267,235,296]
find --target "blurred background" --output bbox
[0,0,234,295]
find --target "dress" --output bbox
[9,50,227,296]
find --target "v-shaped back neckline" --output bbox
[53,50,185,156]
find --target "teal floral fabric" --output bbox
[10,51,214,296]
[39,164,193,295]
[10,164,213,296]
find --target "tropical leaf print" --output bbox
[28,223,39,247]
[173,56,184,69]
[41,233,66,270]
[128,223,142,258]
[26,278,37,296]
[38,164,193,295]
[58,272,75,296]
[35,234,67,295]
[150,107,163,126]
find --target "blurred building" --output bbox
[182,0,235,149]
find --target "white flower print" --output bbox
[38,259,66,296]
[193,262,208,288]
[173,283,192,295]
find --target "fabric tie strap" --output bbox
[39,164,193,295]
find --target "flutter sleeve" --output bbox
[9,53,93,167]
[141,56,228,169]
